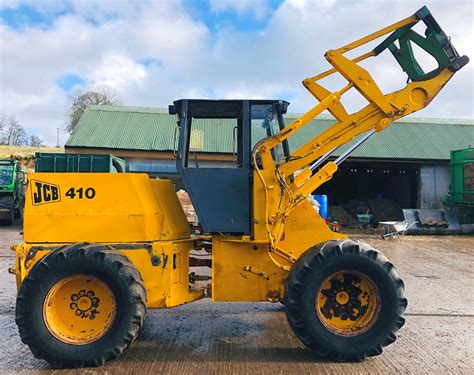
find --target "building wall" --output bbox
[127,158,233,175]
[65,147,234,177]
[65,147,234,162]
[67,146,452,209]
[419,164,450,208]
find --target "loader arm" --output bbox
[253,6,468,251]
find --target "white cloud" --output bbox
[0,0,210,144]
[0,0,472,146]
[89,54,147,91]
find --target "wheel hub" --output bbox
[316,270,380,336]
[77,296,92,311]
[70,289,100,319]
[335,291,350,305]
[43,275,116,345]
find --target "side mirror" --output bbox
[169,105,177,115]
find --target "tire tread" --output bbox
[284,239,406,362]
[15,243,147,368]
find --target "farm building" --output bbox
[65,105,474,216]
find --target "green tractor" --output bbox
[0,159,26,225]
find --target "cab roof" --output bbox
[170,99,289,118]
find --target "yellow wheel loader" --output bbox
[10,6,468,368]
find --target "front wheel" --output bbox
[284,239,407,362]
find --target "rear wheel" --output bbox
[16,243,147,368]
[284,239,407,361]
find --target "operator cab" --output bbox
[169,99,289,234]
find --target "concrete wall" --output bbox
[419,164,450,208]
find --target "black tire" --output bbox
[14,197,24,220]
[15,243,147,368]
[284,239,407,362]
[0,196,14,226]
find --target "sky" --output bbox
[0,0,473,146]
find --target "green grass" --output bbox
[0,145,64,159]
[0,145,65,172]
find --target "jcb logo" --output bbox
[31,180,61,205]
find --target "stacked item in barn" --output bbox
[328,198,404,229]
[368,199,404,224]
[176,190,197,225]
[403,208,460,234]
[344,199,373,228]
[327,205,360,228]
[417,209,448,227]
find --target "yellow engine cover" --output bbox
[24,173,190,243]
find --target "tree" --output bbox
[2,115,27,145]
[0,113,7,135]
[67,86,120,133]
[28,135,43,147]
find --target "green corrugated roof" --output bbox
[66,105,474,161]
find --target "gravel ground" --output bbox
[0,223,473,374]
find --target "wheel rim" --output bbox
[43,275,116,345]
[316,270,380,336]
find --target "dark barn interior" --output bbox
[316,161,419,209]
